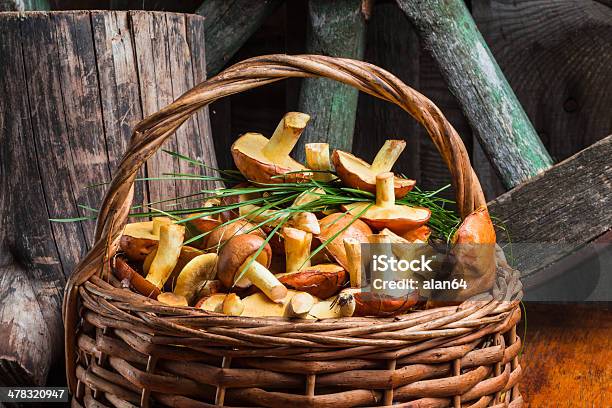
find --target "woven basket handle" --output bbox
[62,54,485,392]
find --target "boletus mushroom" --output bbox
[119,221,159,262]
[195,293,226,313]
[183,213,222,249]
[344,172,430,234]
[282,227,312,273]
[241,290,317,318]
[144,246,205,292]
[337,288,420,317]
[217,234,287,302]
[315,213,372,270]
[145,224,185,289]
[231,112,311,183]
[289,292,315,318]
[113,257,161,299]
[332,140,415,198]
[401,225,431,242]
[278,263,347,299]
[157,292,188,307]
[447,206,496,299]
[173,253,218,303]
[222,293,244,316]
[305,142,334,182]
[204,219,265,251]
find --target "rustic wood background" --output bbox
[29,0,611,203]
[0,0,610,404]
[0,10,218,387]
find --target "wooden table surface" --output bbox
[519,303,612,407]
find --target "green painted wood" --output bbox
[396,0,554,188]
[0,0,49,10]
[295,0,366,162]
[196,0,283,77]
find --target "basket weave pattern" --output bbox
[63,55,523,407]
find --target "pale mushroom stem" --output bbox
[343,237,362,288]
[157,292,188,307]
[371,140,406,173]
[290,212,320,235]
[222,294,244,316]
[375,172,396,208]
[238,257,288,302]
[289,292,315,317]
[152,216,172,235]
[305,143,334,181]
[262,112,310,159]
[284,227,312,273]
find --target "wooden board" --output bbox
[196,0,283,76]
[296,0,366,162]
[0,10,217,386]
[519,303,612,406]
[488,135,612,286]
[473,0,612,164]
[0,0,48,10]
[396,0,553,189]
[354,2,422,183]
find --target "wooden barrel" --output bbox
[0,10,217,386]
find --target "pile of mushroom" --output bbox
[115,112,496,318]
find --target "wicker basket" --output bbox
[63,55,523,408]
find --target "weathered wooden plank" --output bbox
[185,13,220,182]
[396,0,553,189]
[354,2,421,183]
[0,0,48,11]
[209,4,289,170]
[130,11,180,204]
[0,11,215,387]
[472,0,612,163]
[488,135,612,284]
[20,12,89,274]
[0,12,66,387]
[91,10,147,211]
[166,13,216,199]
[417,49,474,202]
[296,0,366,162]
[196,0,283,76]
[52,11,112,246]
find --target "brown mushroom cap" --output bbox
[113,257,161,299]
[448,206,496,300]
[157,292,188,307]
[316,213,372,270]
[232,133,307,183]
[231,112,311,183]
[278,263,347,299]
[216,234,272,288]
[339,288,421,317]
[332,149,415,199]
[205,219,265,250]
[184,214,222,248]
[344,202,431,233]
[343,172,431,234]
[119,221,159,261]
[401,225,432,242]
